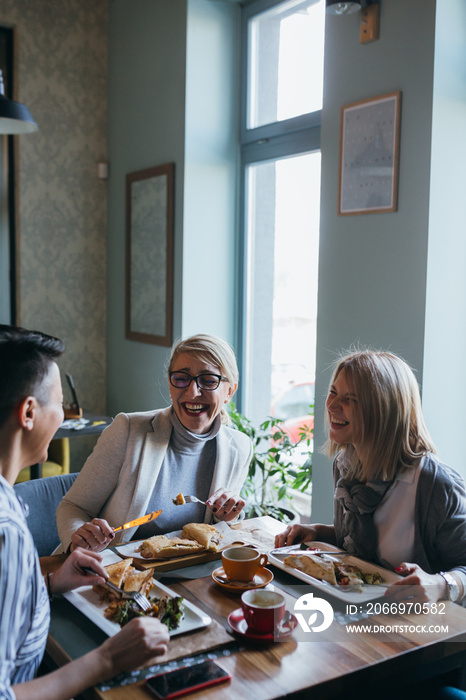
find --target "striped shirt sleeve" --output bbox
[0,483,49,697]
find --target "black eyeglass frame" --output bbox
[168,371,228,391]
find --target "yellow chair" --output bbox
[15,438,70,483]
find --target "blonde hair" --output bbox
[168,334,238,424]
[324,349,436,482]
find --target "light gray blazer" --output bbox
[56,407,252,551]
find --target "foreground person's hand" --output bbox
[207,488,245,522]
[384,562,446,604]
[13,617,171,699]
[49,548,107,594]
[70,518,115,552]
[274,524,318,548]
[99,618,170,676]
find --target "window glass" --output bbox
[240,0,324,499]
[247,0,325,129]
[244,151,320,432]
[273,383,316,421]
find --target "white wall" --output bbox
[107,0,241,414]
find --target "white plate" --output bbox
[62,550,212,637]
[115,521,233,562]
[267,541,401,604]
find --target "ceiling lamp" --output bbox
[0,70,38,134]
[326,0,362,14]
[326,1,380,43]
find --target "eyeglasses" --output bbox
[169,371,227,391]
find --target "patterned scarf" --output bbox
[334,450,394,562]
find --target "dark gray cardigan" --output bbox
[333,453,466,585]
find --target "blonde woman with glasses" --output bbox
[276,349,466,605]
[57,334,252,553]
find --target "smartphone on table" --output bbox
[145,659,232,699]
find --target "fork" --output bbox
[183,495,207,505]
[103,580,152,611]
[82,567,152,612]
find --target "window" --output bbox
[240,0,324,442]
[246,0,324,129]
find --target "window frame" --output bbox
[237,0,323,410]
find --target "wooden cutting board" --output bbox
[115,516,280,572]
[129,549,222,571]
[119,536,250,572]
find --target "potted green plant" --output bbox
[228,403,313,523]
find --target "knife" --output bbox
[304,550,350,558]
[113,510,162,532]
[269,546,349,557]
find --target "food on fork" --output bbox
[181,522,223,552]
[172,492,186,505]
[283,554,384,587]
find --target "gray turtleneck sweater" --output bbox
[135,410,219,537]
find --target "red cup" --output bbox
[241,589,286,634]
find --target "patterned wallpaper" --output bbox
[0,0,108,467]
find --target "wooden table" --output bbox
[42,517,466,700]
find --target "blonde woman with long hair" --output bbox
[276,350,466,605]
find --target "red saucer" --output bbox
[228,608,298,641]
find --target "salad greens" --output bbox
[107,596,184,630]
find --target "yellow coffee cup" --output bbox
[221,546,268,582]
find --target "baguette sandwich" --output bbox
[136,522,223,559]
[334,563,364,586]
[283,553,337,585]
[136,534,205,559]
[283,553,384,587]
[123,567,154,596]
[105,558,134,587]
[181,522,223,552]
[93,558,154,600]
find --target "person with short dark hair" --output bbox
[276,349,466,605]
[0,325,169,700]
[0,324,65,430]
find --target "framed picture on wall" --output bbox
[338,92,401,215]
[125,163,174,346]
